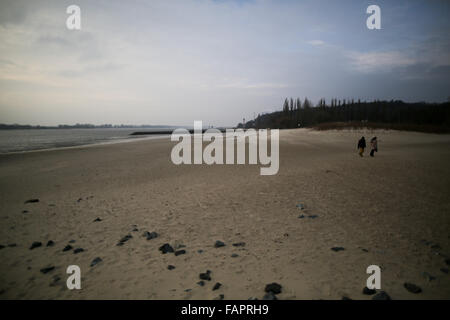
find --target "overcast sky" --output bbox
[0,0,449,126]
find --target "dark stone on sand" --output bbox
[93,218,102,222]
[362,287,376,295]
[167,265,175,270]
[262,292,277,300]
[372,291,391,300]
[132,227,139,232]
[117,234,132,246]
[214,294,224,300]
[63,245,73,252]
[232,242,246,247]
[298,215,305,219]
[231,253,239,258]
[361,248,369,252]
[441,268,449,274]
[90,257,102,267]
[30,242,42,250]
[46,240,54,247]
[175,249,186,256]
[159,243,174,254]
[197,281,205,286]
[143,231,158,240]
[40,266,55,274]
[212,282,222,291]
[214,240,225,248]
[331,247,345,252]
[265,283,282,294]
[22,210,28,214]
[69,240,76,243]
[404,282,422,294]
[25,199,39,204]
[308,215,318,219]
[199,270,212,281]
[77,198,82,202]
[73,248,84,254]
[197,249,204,253]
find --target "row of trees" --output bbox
[239,98,450,131]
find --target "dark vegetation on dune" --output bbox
[239,98,450,133]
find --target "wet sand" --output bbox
[0,128,450,299]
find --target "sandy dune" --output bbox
[0,128,450,299]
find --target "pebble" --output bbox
[30,242,42,250]
[143,231,158,240]
[404,282,422,294]
[199,270,212,281]
[69,240,76,244]
[212,282,222,291]
[231,254,239,258]
[214,294,224,300]
[298,215,305,219]
[49,275,61,287]
[167,265,175,270]
[90,257,102,267]
[159,243,174,254]
[24,199,39,204]
[265,283,282,294]
[372,291,391,300]
[197,281,205,286]
[93,218,102,222]
[174,249,186,256]
[117,234,132,246]
[73,248,84,254]
[362,287,376,295]
[63,245,73,252]
[232,242,246,247]
[331,247,345,252]
[308,215,318,219]
[46,240,55,247]
[214,240,226,248]
[22,210,28,214]
[40,266,55,274]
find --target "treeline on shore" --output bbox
[239,98,450,133]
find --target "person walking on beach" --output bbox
[370,137,378,157]
[357,136,366,157]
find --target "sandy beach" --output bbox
[0,128,449,300]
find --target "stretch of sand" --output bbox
[0,128,449,300]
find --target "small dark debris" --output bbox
[362,287,376,295]
[167,265,175,270]
[212,282,222,291]
[231,253,239,258]
[117,234,132,246]
[232,242,246,247]
[143,231,158,240]
[265,282,282,294]
[93,217,102,222]
[404,282,422,294]
[262,292,277,300]
[40,266,55,274]
[372,291,391,300]
[159,243,174,254]
[69,240,76,244]
[30,242,42,250]
[331,247,345,252]
[199,270,212,281]
[90,257,102,267]
[214,240,225,248]
[25,199,39,204]
[174,249,186,256]
[46,240,54,247]
[197,281,205,286]
[73,248,84,254]
[63,245,73,252]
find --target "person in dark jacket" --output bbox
[357,136,366,157]
[370,137,378,157]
